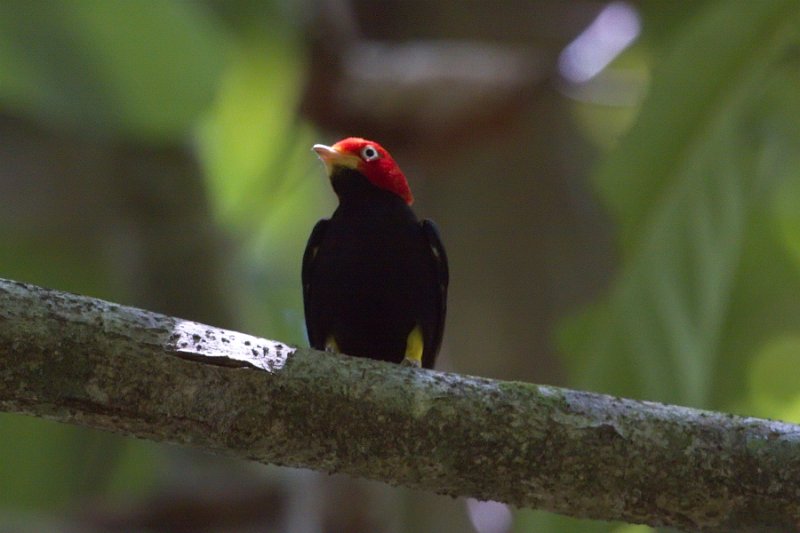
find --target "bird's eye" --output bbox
[361,145,380,161]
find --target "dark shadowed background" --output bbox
[1,1,800,532]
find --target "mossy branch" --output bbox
[0,277,799,532]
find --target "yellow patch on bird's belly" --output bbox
[325,335,339,352]
[404,325,424,366]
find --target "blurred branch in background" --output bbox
[2,278,800,533]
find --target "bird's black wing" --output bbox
[302,219,330,348]
[421,219,449,368]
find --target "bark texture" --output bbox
[1,277,799,532]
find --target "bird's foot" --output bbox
[401,357,421,368]
[324,335,339,353]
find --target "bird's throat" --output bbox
[331,168,410,213]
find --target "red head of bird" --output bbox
[312,137,414,205]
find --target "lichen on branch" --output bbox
[1,278,799,532]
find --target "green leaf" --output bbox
[595,0,799,249]
[561,0,800,407]
[0,0,229,140]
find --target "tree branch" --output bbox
[1,278,798,532]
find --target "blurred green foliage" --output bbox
[0,0,229,140]
[561,0,800,415]
[547,1,800,531]
[197,34,330,344]
[0,0,320,515]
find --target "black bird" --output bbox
[302,137,448,368]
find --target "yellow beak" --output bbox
[313,144,360,175]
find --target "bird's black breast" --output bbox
[302,188,445,367]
